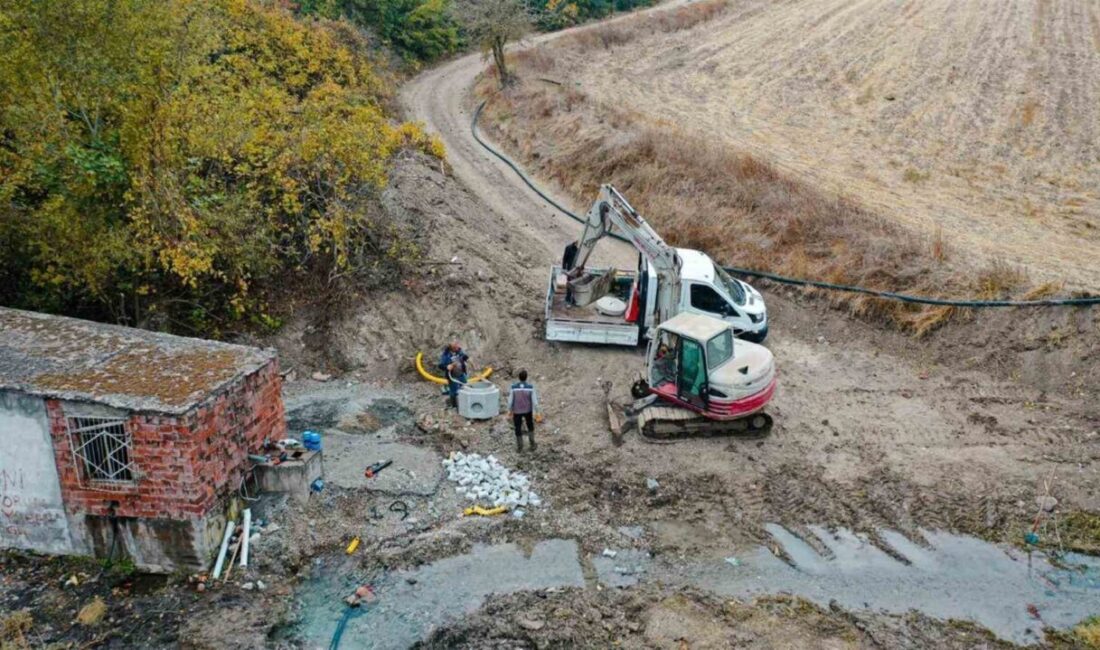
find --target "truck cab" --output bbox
[675,249,768,342]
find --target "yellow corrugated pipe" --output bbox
[463,505,508,517]
[415,351,492,385]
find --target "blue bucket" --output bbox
[302,430,322,451]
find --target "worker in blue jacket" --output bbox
[507,369,540,452]
[439,341,470,409]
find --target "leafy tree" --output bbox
[0,0,443,333]
[299,0,460,62]
[456,0,532,87]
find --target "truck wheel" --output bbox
[742,329,768,343]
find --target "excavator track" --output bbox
[637,405,772,443]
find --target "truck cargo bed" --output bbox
[544,266,640,346]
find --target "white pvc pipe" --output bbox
[212,520,234,579]
[240,508,252,568]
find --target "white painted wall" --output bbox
[0,390,75,553]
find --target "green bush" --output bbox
[301,0,461,62]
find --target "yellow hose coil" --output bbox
[415,351,492,385]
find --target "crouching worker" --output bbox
[507,369,540,452]
[439,341,470,409]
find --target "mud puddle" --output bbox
[290,539,585,648]
[647,525,1100,645]
[284,385,411,435]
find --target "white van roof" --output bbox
[659,312,728,342]
[676,248,716,282]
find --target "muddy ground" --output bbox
[3,43,1100,650]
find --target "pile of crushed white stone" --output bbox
[442,452,541,509]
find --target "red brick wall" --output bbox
[47,359,286,521]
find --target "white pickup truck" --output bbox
[545,249,767,346]
[544,186,768,346]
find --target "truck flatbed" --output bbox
[544,266,642,346]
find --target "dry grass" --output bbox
[0,610,33,650]
[561,0,730,51]
[478,58,1045,335]
[1075,616,1100,649]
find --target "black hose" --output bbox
[389,500,409,520]
[471,100,1100,308]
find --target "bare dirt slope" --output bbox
[548,0,1100,287]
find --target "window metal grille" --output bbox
[66,416,135,486]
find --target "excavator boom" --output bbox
[571,185,682,327]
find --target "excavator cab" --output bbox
[649,329,709,410]
[643,312,775,422]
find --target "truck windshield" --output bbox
[714,264,746,306]
[706,329,734,370]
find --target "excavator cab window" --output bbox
[653,332,679,388]
[677,337,708,409]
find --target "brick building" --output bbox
[0,307,286,571]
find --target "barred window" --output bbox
[66,416,134,485]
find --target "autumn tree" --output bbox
[0,0,443,334]
[456,0,532,87]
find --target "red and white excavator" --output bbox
[623,311,776,440]
[547,185,776,440]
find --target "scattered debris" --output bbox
[602,548,618,558]
[517,616,546,631]
[646,478,660,494]
[311,371,333,382]
[345,585,376,608]
[725,556,741,567]
[346,537,361,554]
[443,452,541,509]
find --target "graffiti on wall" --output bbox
[0,391,74,553]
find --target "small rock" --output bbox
[724,556,741,567]
[517,617,545,631]
[242,582,255,591]
[64,574,80,587]
[1036,495,1058,513]
[601,548,618,558]
[645,478,660,494]
[77,597,107,626]
[311,371,332,382]
[406,578,418,585]
[256,580,266,591]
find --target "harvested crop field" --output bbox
[499,0,1100,289]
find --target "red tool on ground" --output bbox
[364,460,392,478]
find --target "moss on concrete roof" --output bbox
[0,308,276,414]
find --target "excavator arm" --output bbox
[571,185,682,324]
